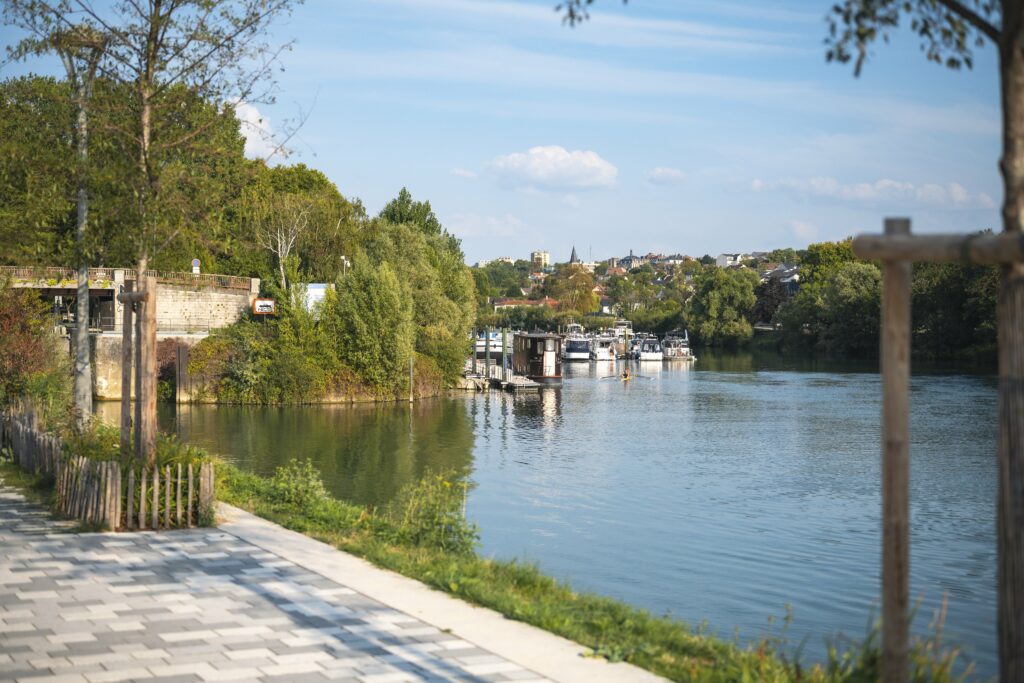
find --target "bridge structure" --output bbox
[2,266,261,400]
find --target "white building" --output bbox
[716,253,749,268]
[531,250,550,270]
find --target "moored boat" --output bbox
[663,330,696,362]
[637,337,663,362]
[590,335,617,362]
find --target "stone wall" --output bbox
[91,334,208,401]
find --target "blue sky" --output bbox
[1,0,1003,264]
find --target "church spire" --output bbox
[569,245,579,264]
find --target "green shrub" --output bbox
[384,471,478,555]
[270,459,329,509]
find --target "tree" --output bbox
[2,7,108,428]
[249,190,324,292]
[800,238,855,285]
[826,4,1024,672]
[379,187,443,236]
[548,263,598,313]
[753,275,790,324]
[686,267,759,347]
[767,248,799,265]
[323,257,414,393]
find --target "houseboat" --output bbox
[663,330,696,362]
[513,332,562,385]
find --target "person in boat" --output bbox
[620,369,631,381]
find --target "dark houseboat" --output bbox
[512,332,563,385]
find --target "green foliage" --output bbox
[324,257,415,392]
[776,262,882,356]
[219,458,972,683]
[800,238,855,285]
[686,268,759,347]
[270,459,329,509]
[825,0,996,76]
[912,260,998,357]
[379,186,443,236]
[0,278,70,419]
[547,263,599,313]
[753,276,790,324]
[384,471,478,555]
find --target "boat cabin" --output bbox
[513,332,562,385]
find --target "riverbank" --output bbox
[0,480,656,683]
[216,462,968,682]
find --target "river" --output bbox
[96,350,999,677]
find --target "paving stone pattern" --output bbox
[0,487,550,683]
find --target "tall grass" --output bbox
[219,461,974,683]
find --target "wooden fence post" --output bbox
[187,463,194,527]
[881,217,912,683]
[176,463,182,527]
[119,281,133,458]
[139,467,147,530]
[199,462,213,525]
[164,465,171,529]
[126,468,135,530]
[151,464,158,529]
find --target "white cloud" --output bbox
[488,145,618,191]
[447,212,526,238]
[752,176,995,208]
[790,220,818,240]
[450,167,477,178]
[647,167,685,185]
[231,100,277,159]
[979,192,997,208]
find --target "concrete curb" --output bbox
[217,503,668,683]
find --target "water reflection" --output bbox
[97,399,475,506]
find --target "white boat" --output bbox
[562,335,591,361]
[662,330,696,362]
[637,337,663,362]
[611,319,633,358]
[590,335,617,361]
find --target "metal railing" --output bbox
[0,266,253,291]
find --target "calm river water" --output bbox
[98,350,999,676]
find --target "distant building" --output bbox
[619,250,647,270]
[491,297,559,311]
[531,250,550,270]
[476,256,515,268]
[569,246,580,264]
[716,253,749,268]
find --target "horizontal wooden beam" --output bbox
[117,291,149,304]
[853,231,1024,264]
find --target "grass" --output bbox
[219,461,974,683]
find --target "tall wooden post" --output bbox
[485,327,491,379]
[119,281,133,457]
[139,275,157,467]
[134,280,143,462]
[880,217,911,683]
[502,328,509,382]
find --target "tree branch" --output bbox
[934,0,1001,43]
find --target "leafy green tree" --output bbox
[548,263,598,313]
[817,262,881,355]
[767,248,799,264]
[913,260,998,356]
[686,268,759,347]
[800,238,855,285]
[753,276,790,324]
[324,257,414,392]
[379,187,443,236]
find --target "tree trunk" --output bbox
[71,66,92,430]
[997,5,1024,679]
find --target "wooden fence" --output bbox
[1,411,215,531]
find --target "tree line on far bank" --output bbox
[473,240,998,360]
[0,75,476,403]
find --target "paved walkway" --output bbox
[0,485,664,683]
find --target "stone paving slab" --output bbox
[0,486,665,683]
